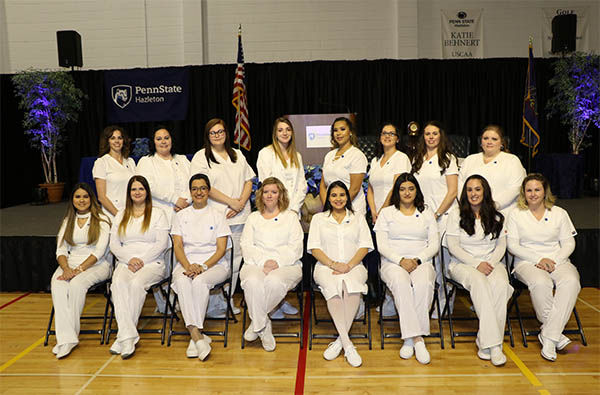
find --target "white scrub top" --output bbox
[56,212,111,268]
[190,148,256,226]
[92,154,137,213]
[256,146,307,213]
[322,146,368,215]
[240,209,303,268]
[171,204,232,269]
[368,150,411,213]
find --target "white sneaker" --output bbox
[269,307,285,319]
[244,325,259,342]
[56,343,77,359]
[475,338,491,361]
[538,334,557,362]
[258,321,276,352]
[355,298,365,320]
[323,337,343,361]
[195,339,211,361]
[281,301,298,315]
[344,345,362,367]
[52,344,60,355]
[109,341,121,355]
[381,294,397,317]
[399,338,414,359]
[490,345,506,366]
[202,334,212,344]
[120,339,135,360]
[414,340,430,364]
[186,339,199,358]
[556,334,572,351]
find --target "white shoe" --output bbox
[258,321,276,352]
[556,334,572,351]
[281,301,298,315]
[195,339,211,361]
[109,341,121,355]
[120,339,135,360]
[414,340,430,364]
[269,307,285,319]
[202,334,212,344]
[323,337,343,361]
[344,345,362,367]
[355,299,365,320]
[186,339,199,358]
[381,294,397,317]
[399,338,414,359]
[490,345,506,366]
[475,338,491,361]
[56,343,77,359]
[52,344,60,355]
[538,334,557,362]
[244,325,259,342]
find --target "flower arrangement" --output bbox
[132,137,151,157]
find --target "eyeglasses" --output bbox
[381,131,397,137]
[191,186,209,192]
[209,129,226,137]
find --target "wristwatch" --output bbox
[435,212,441,220]
[415,258,422,265]
[200,263,209,271]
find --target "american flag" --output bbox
[232,26,250,151]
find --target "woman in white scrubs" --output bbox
[109,175,169,359]
[459,125,526,217]
[171,173,231,361]
[190,118,255,315]
[240,177,303,352]
[507,173,580,362]
[446,174,512,367]
[93,126,136,219]
[374,173,438,364]
[51,183,111,359]
[320,117,368,217]
[308,181,373,368]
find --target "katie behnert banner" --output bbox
[441,9,483,59]
[105,67,190,123]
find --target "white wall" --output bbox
[1,0,598,73]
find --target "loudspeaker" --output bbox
[56,30,83,68]
[551,14,576,54]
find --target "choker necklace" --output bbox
[76,212,91,219]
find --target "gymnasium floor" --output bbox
[0,288,598,394]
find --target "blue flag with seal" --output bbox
[105,67,189,123]
[521,42,540,157]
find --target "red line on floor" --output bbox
[0,293,31,310]
[294,291,311,395]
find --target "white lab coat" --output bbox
[322,146,368,216]
[92,154,136,217]
[368,151,411,213]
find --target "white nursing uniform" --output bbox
[307,210,374,300]
[374,206,438,338]
[368,151,412,213]
[459,152,526,216]
[170,205,232,330]
[51,213,111,346]
[136,154,191,226]
[92,154,136,218]
[240,210,303,332]
[109,207,169,343]
[257,146,308,213]
[446,210,513,349]
[507,206,580,342]
[322,146,368,216]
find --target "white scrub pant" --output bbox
[110,262,165,343]
[171,263,230,329]
[50,260,111,346]
[314,263,368,301]
[240,264,302,332]
[449,263,513,349]
[380,261,435,339]
[514,262,581,342]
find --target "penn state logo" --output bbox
[457,11,467,19]
[112,85,132,109]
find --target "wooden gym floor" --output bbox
[0,288,598,394]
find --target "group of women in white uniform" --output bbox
[50,118,582,368]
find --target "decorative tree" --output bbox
[546,52,599,154]
[12,69,84,184]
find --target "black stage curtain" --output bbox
[1,58,598,208]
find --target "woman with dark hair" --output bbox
[374,173,439,364]
[507,173,580,362]
[108,175,169,359]
[170,173,231,360]
[51,183,111,359]
[190,118,255,315]
[308,181,374,367]
[446,174,512,367]
[459,124,526,217]
[320,117,368,216]
[240,177,303,352]
[136,126,191,226]
[93,125,136,218]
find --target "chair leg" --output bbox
[507,313,515,348]
[573,307,587,346]
[241,296,247,349]
[100,294,111,345]
[512,291,528,347]
[106,307,115,344]
[443,280,456,349]
[44,307,55,347]
[309,289,314,350]
[435,289,444,350]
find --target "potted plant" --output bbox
[546,52,599,154]
[12,69,84,202]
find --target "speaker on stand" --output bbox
[56,30,83,70]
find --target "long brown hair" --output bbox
[118,175,153,236]
[203,118,237,167]
[458,175,504,238]
[411,121,456,175]
[99,125,131,157]
[271,117,300,168]
[59,183,111,247]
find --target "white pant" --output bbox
[110,262,165,342]
[240,264,302,332]
[171,263,230,329]
[314,263,368,301]
[380,261,435,339]
[50,261,111,346]
[450,263,513,349]
[514,262,581,342]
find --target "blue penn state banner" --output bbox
[105,67,189,123]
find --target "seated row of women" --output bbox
[51,170,580,369]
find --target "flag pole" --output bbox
[237,24,242,151]
[527,36,533,173]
